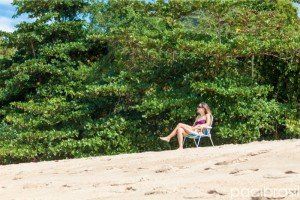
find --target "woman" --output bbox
[160,102,212,150]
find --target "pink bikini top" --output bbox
[195,119,206,125]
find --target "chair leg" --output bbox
[197,137,201,147]
[209,136,214,146]
[183,137,186,147]
[193,139,197,147]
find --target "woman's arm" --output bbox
[202,114,212,128]
[195,114,212,129]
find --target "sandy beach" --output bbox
[0,139,299,200]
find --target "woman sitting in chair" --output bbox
[160,102,212,150]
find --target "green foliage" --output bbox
[0,0,299,164]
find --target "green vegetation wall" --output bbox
[0,0,299,164]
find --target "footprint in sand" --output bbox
[137,167,148,170]
[144,187,169,196]
[247,149,270,157]
[144,190,168,196]
[106,166,114,170]
[125,186,137,191]
[263,174,288,179]
[285,170,298,174]
[251,197,271,200]
[92,183,101,188]
[229,168,259,175]
[111,182,133,186]
[23,183,48,189]
[155,165,173,173]
[215,157,248,166]
[62,184,72,188]
[13,176,23,180]
[207,189,226,196]
[183,196,204,199]
[68,169,93,175]
[139,177,150,182]
[215,150,270,166]
[176,165,190,169]
[145,191,166,195]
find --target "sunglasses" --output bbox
[197,105,203,108]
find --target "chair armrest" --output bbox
[204,126,212,129]
[203,126,212,135]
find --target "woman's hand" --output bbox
[194,125,202,129]
[192,125,203,132]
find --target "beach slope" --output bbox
[1,139,300,199]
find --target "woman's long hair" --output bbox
[196,102,212,121]
[199,102,212,115]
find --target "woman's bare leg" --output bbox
[178,123,195,134]
[160,123,194,142]
[177,127,184,149]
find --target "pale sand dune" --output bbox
[0,139,300,200]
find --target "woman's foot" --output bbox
[159,136,170,142]
[176,147,184,150]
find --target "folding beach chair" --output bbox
[183,115,214,147]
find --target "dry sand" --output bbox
[1,139,300,200]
